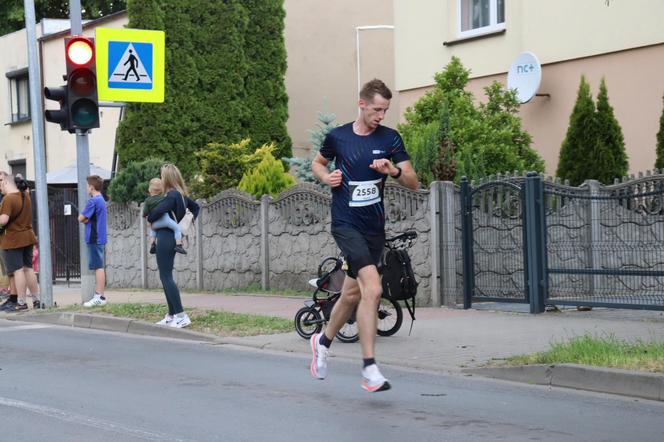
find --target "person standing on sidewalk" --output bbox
[146,164,199,328]
[78,175,108,307]
[0,172,41,312]
[310,79,419,392]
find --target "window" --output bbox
[9,160,26,179]
[6,68,30,123]
[458,0,505,37]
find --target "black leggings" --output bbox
[155,229,183,315]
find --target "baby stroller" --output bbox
[294,255,404,343]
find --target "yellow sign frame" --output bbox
[95,27,165,103]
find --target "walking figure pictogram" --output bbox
[123,49,140,81]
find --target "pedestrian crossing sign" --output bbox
[95,28,165,103]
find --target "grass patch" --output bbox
[52,303,293,337]
[502,334,664,373]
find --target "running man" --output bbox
[310,79,419,392]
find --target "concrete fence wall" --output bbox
[106,182,452,306]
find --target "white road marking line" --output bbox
[0,324,52,332]
[0,396,199,442]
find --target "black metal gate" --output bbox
[460,176,529,306]
[48,187,80,281]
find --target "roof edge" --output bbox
[38,9,128,42]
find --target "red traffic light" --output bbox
[64,36,99,131]
[66,36,94,66]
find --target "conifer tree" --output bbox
[656,94,664,170]
[116,0,291,180]
[285,107,337,184]
[238,144,295,198]
[116,0,249,178]
[556,76,605,186]
[189,139,253,199]
[242,0,292,160]
[595,78,628,182]
[107,158,164,203]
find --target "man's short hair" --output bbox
[359,79,392,102]
[86,175,103,192]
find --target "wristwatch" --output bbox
[391,166,402,179]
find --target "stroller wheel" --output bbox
[294,307,323,339]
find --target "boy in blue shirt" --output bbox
[78,175,108,307]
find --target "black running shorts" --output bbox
[331,226,384,279]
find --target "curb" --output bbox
[7,313,218,343]
[465,364,664,402]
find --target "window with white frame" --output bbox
[6,68,30,123]
[458,0,505,37]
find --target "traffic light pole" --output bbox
[70,0,96,303]
[23,0,54,307]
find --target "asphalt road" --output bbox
[1,319,663,442]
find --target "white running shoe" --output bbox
[169,313,191,328]
[83,294,107,307]
[310,333,329,380]
[156,314,173,325]
[361,364,391,392]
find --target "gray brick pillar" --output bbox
[196,206,203,290]
[440,181,459,307]
[140,205,147,289]
[260,195,271,290]
[429,181,442,306]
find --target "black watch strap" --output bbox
[392,166,402,179]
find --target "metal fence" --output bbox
[544,176,664,310]
[461,172,664,312]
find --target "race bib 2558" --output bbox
[348,179,381,207]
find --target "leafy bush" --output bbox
[399,56,543,183]
[107,158,164,204]
[238,144,295,198]
[190,139,253,199]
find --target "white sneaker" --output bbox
[169,313,191,328]
[83,294,107,307]
[310,333,329,380]
[156,314,173,325]
[361,364,391,392]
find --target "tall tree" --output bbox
[556,76,606,186]
[656,94,664,170]
[242,0,292,160]
[116,0,249,178]
[0,1,126,36]
[595,78,628,182]
[116,0,291,180]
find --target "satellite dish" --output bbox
[507,51,542,103]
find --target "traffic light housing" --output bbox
[65,36,99,131]
[44,36,100,133]
[44,85,69,131]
